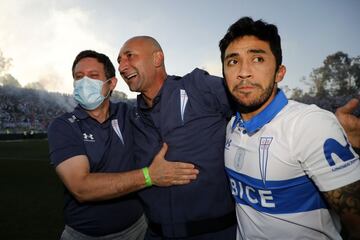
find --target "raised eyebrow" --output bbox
[117,53,126,63]
[117,50,132,63]
[248,48,267,54]
[224,52,239,61]
[89,70,99,75]
[74,71,84,76]
[75,70,98,76]
[74,73,83,78]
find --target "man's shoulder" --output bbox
[48,106,84,130]
[275,100,339,136]
[283,100,333,120]
[111,101,135,117]
[178,68,224,93]
[111,101,130,111]
[184,68,222,80]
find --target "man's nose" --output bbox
[237,61,252,79]
[118,58,128,74]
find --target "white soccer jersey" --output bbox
[224,90,360,240]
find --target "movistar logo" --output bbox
[323,136,356,170]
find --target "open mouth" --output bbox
[124,72,137,81]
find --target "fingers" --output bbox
[172,166,199,184]
[170,174,197,186]
[151,162,199,187]
[156,142,168,158]
[171,179,192,185]
[170,160,199,178]
[336,98,359,115]
[173,161,197,169]
[150,142,199,186]
[172,162,199,179]
[174,165,199,175]
[176,173,198,181]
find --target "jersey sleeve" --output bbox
[292,106,360,192]
[184,68,232,118]
[47,116,86,167]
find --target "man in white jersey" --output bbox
[219,17,360,239]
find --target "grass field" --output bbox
[0,139,64,239]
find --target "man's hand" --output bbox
[336,98,360,148]
[149,143,199,186]
[323,180,360,239]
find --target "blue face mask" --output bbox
[73,76,111,110]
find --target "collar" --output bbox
[137,75,178,110]
[137,92,162,110]
[73,105,89,119]
[232,89,288,134]
[73,101,117,120]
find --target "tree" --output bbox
[308,51,359,97]
[25,81,45,90]
[290,51,360,115]
[0,49,12,75]
[349,56,360,89]
[0,74,21,87]
[308,68,329,97]
[0,49,21,87]
[290,87,304,100]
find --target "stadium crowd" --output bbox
[0,85,132,135]
[0,85,75,134]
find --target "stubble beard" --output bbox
[233,78,276,114]
[127,78,141,93]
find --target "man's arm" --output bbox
[323,180,360,239]
[55,143,198,202]
[336,98,360,148]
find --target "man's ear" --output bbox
[153,51,164,67]
[109,77,118,90]
[275,65,286,83]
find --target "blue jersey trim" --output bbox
[226,167,327,214]
[232,89,288,134]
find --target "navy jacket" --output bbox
[131,69,235,237]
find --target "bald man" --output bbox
[118,36,237,239]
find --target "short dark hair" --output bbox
[71,50,115,79]
[219,17,282,70]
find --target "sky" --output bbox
[0,0,359,99]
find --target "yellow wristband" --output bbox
[142,167,152,187]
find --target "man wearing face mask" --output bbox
[47,50,199,240]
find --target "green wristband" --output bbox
[142,167,152,187]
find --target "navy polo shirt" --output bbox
[48,102,143,237]
[131,68,235,237]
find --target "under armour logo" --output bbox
[68,115,77,123]
[83,133,95,142]
[134,111,140,120]
[225,138,232,150]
